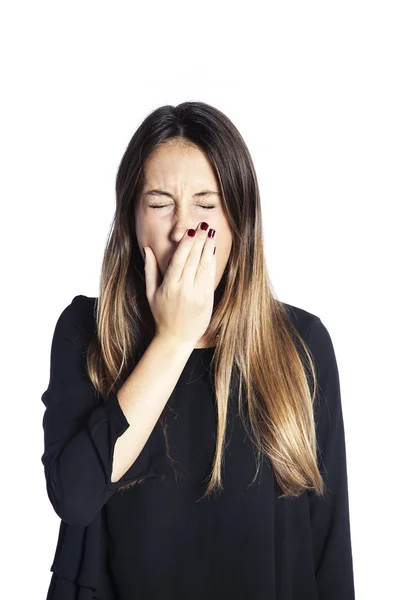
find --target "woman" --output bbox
[41,101,355,599]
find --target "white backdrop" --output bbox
[1,1,398,598]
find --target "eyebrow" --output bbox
[142,189,221,199]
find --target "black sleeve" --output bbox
[305,317,355,599]
[40,295,163,528]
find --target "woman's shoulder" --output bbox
[67,294,97,317]
[280,301,338,377]
[56,294,98,344]
[280,300,321,339]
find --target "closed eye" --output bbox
[149,205,216,210]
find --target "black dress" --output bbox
[41,295,355,599]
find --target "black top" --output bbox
[41,295,355,600]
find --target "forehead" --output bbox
[142,143,219,188]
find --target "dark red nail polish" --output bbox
[188,229,196,237]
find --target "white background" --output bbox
[1,1,399,598]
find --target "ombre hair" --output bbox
[86,101,325,499]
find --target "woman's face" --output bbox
[134,140,233,289]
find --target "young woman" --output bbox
[41,101,355,599]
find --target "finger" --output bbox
[143,246,162,301]
[181,222,212,284]
[194,228,216,289]
[163,223,203,285]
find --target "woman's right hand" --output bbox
[143,222,217,346]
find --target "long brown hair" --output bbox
[86,101,325,499]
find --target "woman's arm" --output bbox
[41,295,193,528]
[306,317,355,599]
